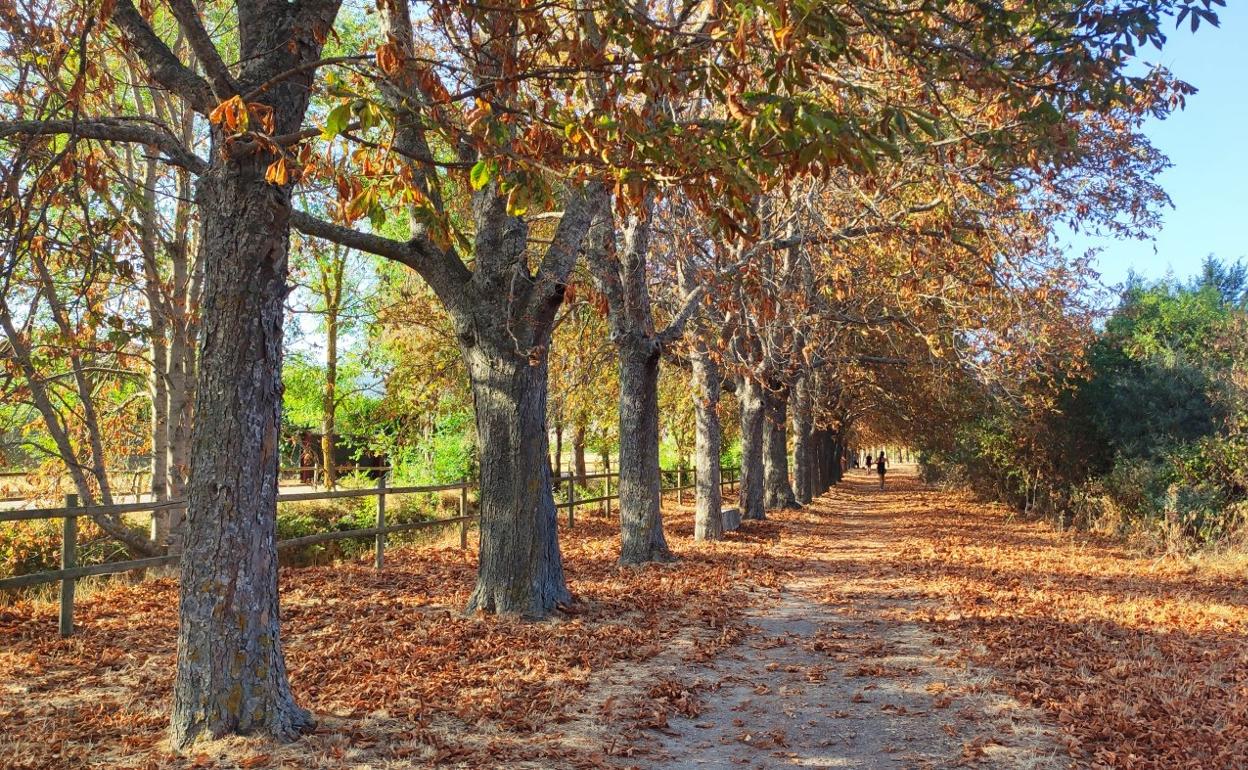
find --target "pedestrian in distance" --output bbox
[876,451,887,490]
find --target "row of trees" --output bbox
[0,0,1219,750]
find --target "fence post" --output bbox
[374,474,386,570]
[60,494,77,638]
[567,475,576,527]
[677,466,684,506]
[459,482,468,550]
[605,472,612,519]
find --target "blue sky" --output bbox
[1064,2,1247,290]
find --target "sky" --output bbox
[1063,2,1248,290]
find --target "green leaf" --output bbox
[469,159,494,191]
[322,103,352,140]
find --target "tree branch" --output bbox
[0,119,208,173]
[289,210,470,312]
[109,0,215,114]
[165,0,239,100]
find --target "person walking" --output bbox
[876,451,887,490]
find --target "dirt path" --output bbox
[633,472,1070,769]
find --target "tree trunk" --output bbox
[810,428,824,496]
[171,165,311,747]
[140,155,171,527]
[831,432,845,485]
[738,376,765,521]
[791,374,813,505]
[691,348,723,541]
[573,425,587,480]
[462,335,571,617]
[551,420,563,488]
[762,383,797,510]
[165,164,198,524]
[320,298,338,489]
[617,337,672,563]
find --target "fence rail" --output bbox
[1,464,740,637]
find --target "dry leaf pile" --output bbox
[4,477,1246,770]
[836,480,1248,770]
[0,503,804,770]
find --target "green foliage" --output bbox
[920,258,1248,547]
[388,410,478,486]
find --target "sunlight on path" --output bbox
[633,472,1070,769]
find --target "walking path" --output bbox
[632,472,1070,769]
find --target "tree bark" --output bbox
[171,164,311,748]
[572,424,587,480]
[462,331,571,616]
[691,348,723,541]
[762,382,797,510]
[551,420,563,488]
[791,374,813,505]
[319,261,341,489]
[169,0,343,738]
[738,376,765,521]
[810,428,824,496]
[617,337,673,563]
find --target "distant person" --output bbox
[865,453,873,471]
[876,451,887,489]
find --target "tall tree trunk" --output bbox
[738,376,765,521]
[573,424,587,480]
[320,299,338,489]
[791,374,813,505]
[140,155,171,529]
[691,349,723,540]
[826,432,840,486]
[617,337,672,564]
[462,335,571,616]
[762,382,797,509]
[171,165,310,747]
[164,171,197,550]
[810,428,824,496]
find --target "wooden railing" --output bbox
[1,465,741,637]
[0,465,393,503]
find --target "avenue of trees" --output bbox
[0,0,1223,750]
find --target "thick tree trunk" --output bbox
[462,338,571,617]
[171,166,310,747]
[762,383,797,510]
[691,349,723,541]
[791,375,813,505]
[738,377,765,521]
[617,337,672,563]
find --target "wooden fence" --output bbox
[0,465,740,637]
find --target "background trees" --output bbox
[917,259,1248,546]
